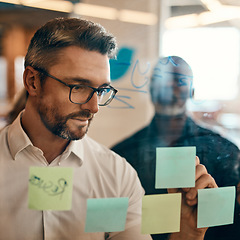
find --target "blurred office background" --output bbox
[1,0,240,148]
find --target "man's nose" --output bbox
[80,92,99,114]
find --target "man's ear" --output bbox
[191,87,195,98]
[23,66,40,97]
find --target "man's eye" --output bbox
[177,78,188,86]
[99,88,110,95]
[73,85,86,91]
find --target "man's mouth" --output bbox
[73,117,90,121]
[70,118,90,127]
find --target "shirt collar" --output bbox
[62,139,84,166]
[8,111,32,160]
[8,111,84,166]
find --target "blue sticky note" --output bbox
[197,186,236,228]
[155,147,196,189]
[85,197,129,232]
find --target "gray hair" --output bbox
[24,17,117,71]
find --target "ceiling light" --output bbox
[22,0,73,12]
[0,0,158,25]
[74,3,117,20]
[199,6,240,24]
[118,9,158,25]
[165,14,199,29]
[166,5,240,29]
[200,0,222,11]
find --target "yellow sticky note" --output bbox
[141,193,181,234]
[28,167,73,210]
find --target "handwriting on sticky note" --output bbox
[141,193,181,234]
[197,186,236,228]
[155,146,196,189]
[29,175,68,199]
[85,197,129,233]
[28,167,73,210]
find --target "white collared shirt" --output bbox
[0,113,151,240]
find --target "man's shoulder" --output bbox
[77,135,142,186]
[188,118,239,151]
[79,135,126,162]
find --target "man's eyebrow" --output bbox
[64,77,91,85]
[64,77,111,87]
[99,83,111,88]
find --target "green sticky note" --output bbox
[85,197,129,232]
[197,186,235,228]
[28,167,73,210]
[142,193,181,234]
[155,146,196,189]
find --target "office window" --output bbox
[162,27,240,101]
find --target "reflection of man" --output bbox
[112,56,240,240]
[0,19,217,240]
[150,55,192,117]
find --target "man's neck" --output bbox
[21,105,70,164]
[153,113,187,145]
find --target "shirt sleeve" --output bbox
[107,152,152,240]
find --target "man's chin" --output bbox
[56,124,89,141]
[155,105,186,116]
[55,118,92,141]
[59,131,86,141]
[71,126,89,140]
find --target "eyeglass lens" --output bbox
[70,85,115,105]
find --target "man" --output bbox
[0,19,217,240]
[112,56,240,239]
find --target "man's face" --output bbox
[36,46,111,140]
[150,65,193,116]
[151,74,191,106]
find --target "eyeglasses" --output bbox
[35,68,118,106]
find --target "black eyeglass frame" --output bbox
[34,67,118,106]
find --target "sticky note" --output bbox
[141,193,181,234]
[28,167,73,210]
[155,146,196,189]
[197,186,236,228]
[85,197,129,232]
